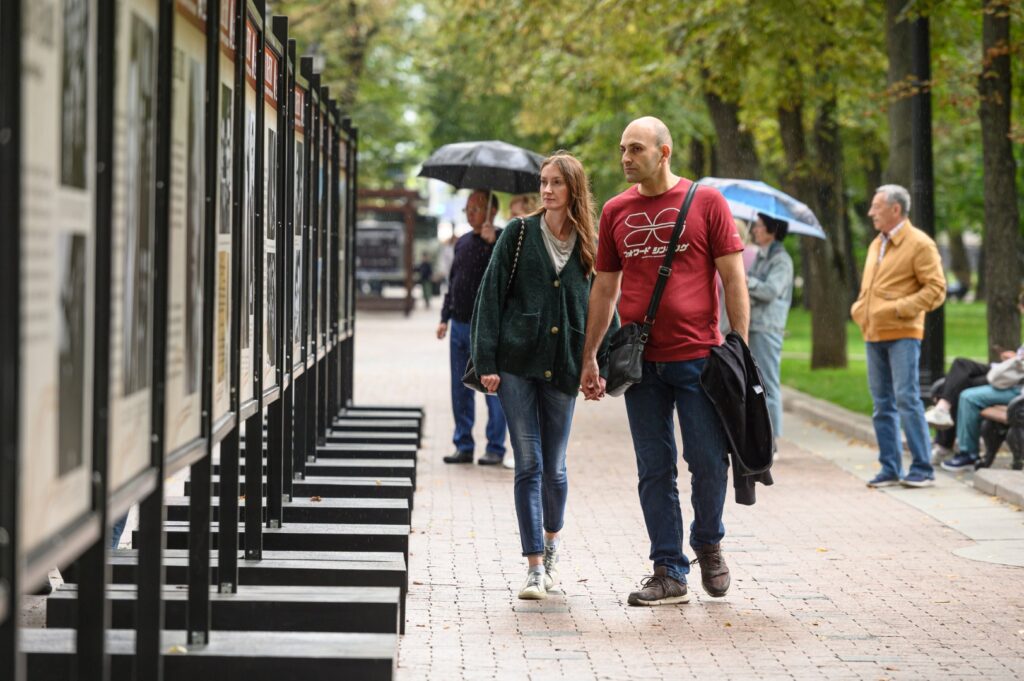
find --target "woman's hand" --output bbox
[481,374,501,393]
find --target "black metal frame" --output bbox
[191,0,234,644]
[1,1,24,677]
[241,0,267,567]
[302,60,320,469]
[291,64,311,483]
[278,31,296,504]
[263,21,287,532]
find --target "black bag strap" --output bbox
[640,181,701,341]
[502,218,527,308]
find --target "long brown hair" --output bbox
[531,151,596,275]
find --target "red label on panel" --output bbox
[264,48,279,104]
[294,86,305,132]
[244,20,258,88]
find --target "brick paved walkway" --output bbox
[356,305,1024,681]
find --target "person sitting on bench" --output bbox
[927,291,1024,463]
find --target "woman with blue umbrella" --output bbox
[747,213,794,444]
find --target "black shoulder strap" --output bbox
[502,217,527,307]
[640,182,701,340]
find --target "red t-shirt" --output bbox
[596,179,743,361]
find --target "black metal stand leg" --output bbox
[75,535,110,681]
[136,486,166,678]
[217,430,240,593]
[187,455,212,644]
[266,401,284,527]
[244,412,264,560]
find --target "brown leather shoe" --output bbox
[627,566,689,606]
[693,543,730,597]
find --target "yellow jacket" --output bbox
[850,222,946,342]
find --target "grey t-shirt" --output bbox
[540,214,577,274]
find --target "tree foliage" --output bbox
[284,0,1023,358]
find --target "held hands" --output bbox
[436,322,448,340]
[579,358,605,401]
[480,374,501,393]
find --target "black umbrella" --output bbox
[418,140,545,194]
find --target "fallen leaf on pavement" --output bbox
[310,496,322,502]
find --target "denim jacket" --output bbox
[747,241,793,335]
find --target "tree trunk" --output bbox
[704,83,761,178]
[885,0,913,187]
[777,98,849,367]
[807,97,851,369]
[689,136,707,180]
[979,0,1020,359]
[858,151,884,248]
[948,231,972,298]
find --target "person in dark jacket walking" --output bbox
[472,152,614,600]
[580,117,750,606]
[437,190,507,465]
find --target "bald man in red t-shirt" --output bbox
[581,116,749,607]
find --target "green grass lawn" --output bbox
[780,302,1004,416]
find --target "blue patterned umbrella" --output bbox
[699,177,827,239]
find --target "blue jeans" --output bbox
[865,339,933,479]
[110,513,128,549]
[498,372,575,556]
[623,358,729,583]
[955,384,1021,456]
[749,330,784,438]
[449,320,506,456]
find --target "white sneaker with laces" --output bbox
[925,406,954,429]
[518,569,547,600]
[543,541,559,590]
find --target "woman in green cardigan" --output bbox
[471,152,612,600]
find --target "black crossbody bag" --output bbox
[605,182,701,397]
[462,219,527,393]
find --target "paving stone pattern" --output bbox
[362,307,1024,679]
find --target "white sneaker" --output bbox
[518,569,547,600]
[503,456,515,470]
[925,406,954,429]
[543,541,559,590]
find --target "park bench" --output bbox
[978,394,1024,470]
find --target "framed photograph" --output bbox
[120,12,156,398]
[164,0,207,453]
[19,0,99,580]
[212,10,235,421]
[107,0,159,494]
[60,0,89,189]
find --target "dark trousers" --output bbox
[935,357,989,448]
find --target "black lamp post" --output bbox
[911,14,945,395]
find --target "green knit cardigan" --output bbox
[470,215,617,397]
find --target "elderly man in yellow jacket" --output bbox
[851,184,946,489]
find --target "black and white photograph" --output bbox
[294,140,304,236]
[293,248,302,342]
[58,234,87,476]
[242,105,256,350]
[218,82,233,235]
[266,128,277,241]
[61,0,89,189]
[216,251,230,385]
[121,12,156,396]
[185,56,204,395]
[266,253,277,371]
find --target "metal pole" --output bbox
[910,15,945,394]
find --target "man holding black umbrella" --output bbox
[436,190,508,465]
